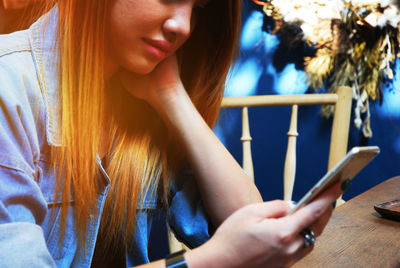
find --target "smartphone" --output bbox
[289,146,380,214]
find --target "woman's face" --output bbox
[106,0,208,75]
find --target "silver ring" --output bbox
[301,228,315,248]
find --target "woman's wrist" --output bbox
[184,245,212,268]
[148,83,187,114]
[149,84,193,130]
[184,242,232,268]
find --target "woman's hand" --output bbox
[117,54,184,109]
[186,181,343,268]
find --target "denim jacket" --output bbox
[0,8,211,267]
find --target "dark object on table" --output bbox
[374,199,400,221]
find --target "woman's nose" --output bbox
[163,5,192,41]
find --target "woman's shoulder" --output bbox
[0,29,31,54]
[0,29,49,150]
[0,12,61,147]
[0,29,45,104]
[0,29,31,57]
[0,29,38,91]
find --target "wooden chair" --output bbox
[167,86,353,252]
[219,86,353,202]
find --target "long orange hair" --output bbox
[39,0,242,249]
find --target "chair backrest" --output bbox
[220,86,353,202]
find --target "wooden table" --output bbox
[294,176,400,268]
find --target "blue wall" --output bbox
[216,1,400,202]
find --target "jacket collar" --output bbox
[28,7,62,146]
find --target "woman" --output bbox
[0,0,347,267]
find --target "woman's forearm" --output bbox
[118,55,262,225]
[152,85,263,226]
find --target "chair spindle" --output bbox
[241,107,254,181]
[284,105,298,201]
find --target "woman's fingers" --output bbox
[281,180,343,236]
[117,54,181,103]
[289,233,314,265]
[254,200,292,219]
[310,206,333,236]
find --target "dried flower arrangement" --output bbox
[253,0,400,137]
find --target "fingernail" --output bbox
[341,179,351,192]
[332,201,336,209]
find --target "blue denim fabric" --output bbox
[0,8,211,267]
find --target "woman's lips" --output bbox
[142,38,174,60]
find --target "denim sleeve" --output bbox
[0,59,56,266]
[166,166,213,249]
